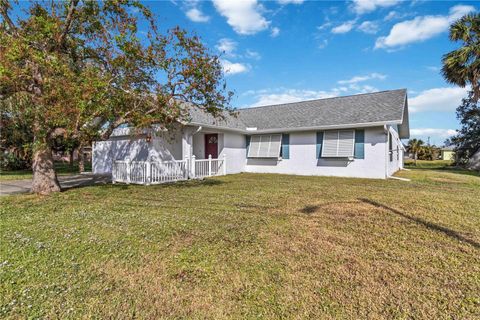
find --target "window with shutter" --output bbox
[321,130,355,158]
[247,134,282,158]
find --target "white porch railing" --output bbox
[112,154,226,185]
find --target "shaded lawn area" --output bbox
[0,162,92,181]
[1,169,479,318]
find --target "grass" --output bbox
[404,159,455,169]
[405,159,479,177]
[1,167,479,319]
[0,162,91,181]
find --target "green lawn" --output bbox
[1,167,479,319]
[405,159,455,169]
[0,162,91,181]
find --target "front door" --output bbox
[205,134,218,158]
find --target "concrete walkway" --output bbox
[0,174,110,196]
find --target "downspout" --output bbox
[384,124,389,179]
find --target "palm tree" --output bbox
[441,13,480,102]
[408,139,424,166]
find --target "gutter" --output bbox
[187,120,403,135]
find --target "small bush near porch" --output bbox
[1,167,479,318]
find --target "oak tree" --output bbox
[0,0,232,194]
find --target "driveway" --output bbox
[0,174,111,196]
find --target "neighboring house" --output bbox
[440,146,455,161]
[93,89,410,179]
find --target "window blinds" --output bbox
[247,134,282,158]
[321,130,355,157]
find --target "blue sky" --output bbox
[143,0,475,145]
[12,0,476,145]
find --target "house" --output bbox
[93,89,409,180]
[440,146,455,161]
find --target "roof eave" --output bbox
[186,119,403,134]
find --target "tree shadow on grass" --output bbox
[358,198,480,249]
[299,205,320,215]
[108,178,227,190]
[59,174,111,191]
[298,201,360,215]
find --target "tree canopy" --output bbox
[0,0,233,194]
[447,91,480,164]
[441,13,480,101]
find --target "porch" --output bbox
[112,154,227,185]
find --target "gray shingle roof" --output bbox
[188,89,408,135]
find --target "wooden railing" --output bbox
[112,154,226,185]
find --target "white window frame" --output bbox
[321,129,355,158]
[247,134,282,158]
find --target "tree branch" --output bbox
[0,0,17,35]
[58,0,79,47]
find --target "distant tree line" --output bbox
[406,139,442,165]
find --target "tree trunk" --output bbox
[69,149,75,168]
[414,152,418,166]
[32,146,61,195]
[78,144,85,173]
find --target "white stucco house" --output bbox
[93,89,410,181]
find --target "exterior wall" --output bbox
[93,130,182,174]
[245,127,387,179]
[387,125,403,176]
[192,130,246,174]
[441,150,455,161]
[94,125,398,179]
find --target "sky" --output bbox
[142,0,475,146]
[11,0,476,145]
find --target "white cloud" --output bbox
[245,49,261,60]
[410,128,457,138]
[384,11,398,21]
[317,22,332,31]
[409,87,469,113]
[331,20,356,34]
[426,66,440,72]
[245,84,383,107]
[221,60,249,75]
[338,73,386,84]
[348,84,379,93]
[216,38,237,56]
[375,5,476,49]
[212,0,270,35]
[248,89,339,107]
[185,8,210,22]
[271,27,280,37]
[277,0,304,4]
[318,39,328,49]
[358,21,379,34]
[351,0,400,15]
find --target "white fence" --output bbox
[112,155,226,185]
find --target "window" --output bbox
[248,134,282,158]
[321,130,355,158]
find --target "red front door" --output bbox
[205,134,218,158]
